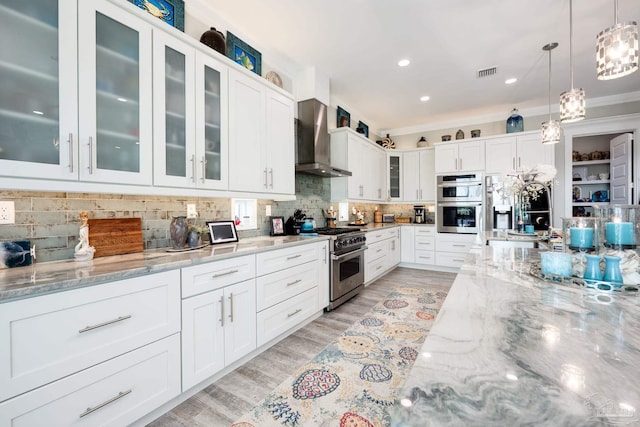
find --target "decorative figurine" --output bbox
[74,211,95,261]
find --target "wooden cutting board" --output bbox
[88,218,144,258]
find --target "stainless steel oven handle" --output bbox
[437,182,482,188]
[331,245,368,261]
[437,202,483,207]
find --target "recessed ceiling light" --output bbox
[505,77,518,85]
[420,96,430,102]
[397,59,410,67]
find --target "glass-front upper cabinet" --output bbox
[387,153,402,201]
[0,0,78,180]
[78,0,152,185]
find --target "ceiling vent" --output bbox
[477,66,497,78]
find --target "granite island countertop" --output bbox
[391,243,640,426]
[0,235,329,303]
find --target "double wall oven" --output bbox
[314,227,367,311]
[436,173,483,234]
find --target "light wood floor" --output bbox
[147,267,456,427]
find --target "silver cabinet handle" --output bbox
[87,136,94,174]
[264,168,268,188]
[212,269,239,278]
[453,158,457,171]
[190,154,196,182]
[287,308,302,318]
[228,293,234,322]
[452,244,466,247]
[376,248,383,253]
[287,279,302,286]
[79,389,131,418]
[78,315,131,334]
[459,157,462,170]
[323,245,327,264]
[512,157,516,170]
[518,157,521,168]
[375,234,383,238]
[219,295,225,327]
[269,168,274,188]
[453,259,465,262]
[287,254,301,260]
[68,133,74,172]
[201,156,207,183]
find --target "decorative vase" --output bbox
[187,230,202,248]
[506,108,524,133]
[417,136,427,147]
[169,216,188,249]
[199,27,226,55]
[603,255,623,284]
[583,254,603,281]
[455,129,465,140]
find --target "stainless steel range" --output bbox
[315,227,367,311]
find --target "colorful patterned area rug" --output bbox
[230,286,448,427]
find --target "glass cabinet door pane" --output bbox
[204,66,221,181]
[389,155,400,198]
[95,12,140,173]
[0,0,60,165]
[165,46,186,177]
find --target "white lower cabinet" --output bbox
[399,225,437,267]
[400,226,415,263]
[0,270,180,402]
[181,278,256,391]
[435,233,475,268]
[0,334,181,427]
[257,288,319,346]
[364,227,400,283]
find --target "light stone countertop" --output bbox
[390,243,640,426]
[355,222,434,231]
[0,235,329,303]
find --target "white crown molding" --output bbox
[382,91,640,136]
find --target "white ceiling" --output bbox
[200,0,640,133]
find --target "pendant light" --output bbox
[560,0,585,123]
[541,42,561,145]
[596,0,639,80]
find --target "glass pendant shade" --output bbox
[541,119,561,145]
[560,88,586,123]
[596,5,639,81]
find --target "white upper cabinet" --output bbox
[387,153,402,201]
[0,0,78,180]
[434,140,485,174]
[485,132,553,174]
[402,148,435,202]
[228,69,294,195]
[78,0,153,184]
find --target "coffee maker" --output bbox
[413,205,426,224]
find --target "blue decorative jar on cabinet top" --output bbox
[506,108,524,133]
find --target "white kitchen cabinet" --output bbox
[152,32,229,190]
[389,232,401,267]
[402,148,435,201]
[228,69,294,195]
[434,140,485,174]
[435,232,475,268]
[400,226,415,263]
[318,240,330,309]
[330,128,387,201]
[387,153,403,201]
[415,226,436,265]
[0,270,180,403]
[364,227,399,283]
[485,132,554,174]
[181,278,256,390]
[0,335,180,427]
[0,0,152,185]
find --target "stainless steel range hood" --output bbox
[295,98,352,177]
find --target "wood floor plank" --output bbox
[147,267,455,426]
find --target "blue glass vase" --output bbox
[583,254,603,281]
[506,108,524,133]
[603,255,623,285]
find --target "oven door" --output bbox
[437,202,482,234]
[437,175,483,202]
[330,246,366,302]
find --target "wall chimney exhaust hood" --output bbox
[295,99,352,177]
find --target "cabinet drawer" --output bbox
[366,227,396,245]
[414,226,435,237]
[181,254,255,298]
[436,252,469,268]
[0,334,180,426]
[366,240,387,263]
[256,261,319,311]
[414,236,435,250]
[415,250,436,265]
[256,243,318,276]
[436,233,476,254]
[365,253,387,283]
[0,271,180,402]
[256,288,318,346]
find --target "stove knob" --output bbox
[335,241,342,249]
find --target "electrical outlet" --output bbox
[0,201,15,225]
[265,204,271,216]
[186,204,198,219]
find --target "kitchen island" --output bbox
[391,243,640,426]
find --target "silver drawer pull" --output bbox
[287,308,302,318]
[228,293,234,322]
[287,279,302,286]
[286,254,302,260]
[376,249,383,253]
[212,269,239,278]
[78,315,132,334]
[79,389,131,418]
[219,295,225,327]
[376,265,382,270]
[453,259,465,262]
[452,244,466,247]
[419,256,431,259]
[375,234,383,238]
